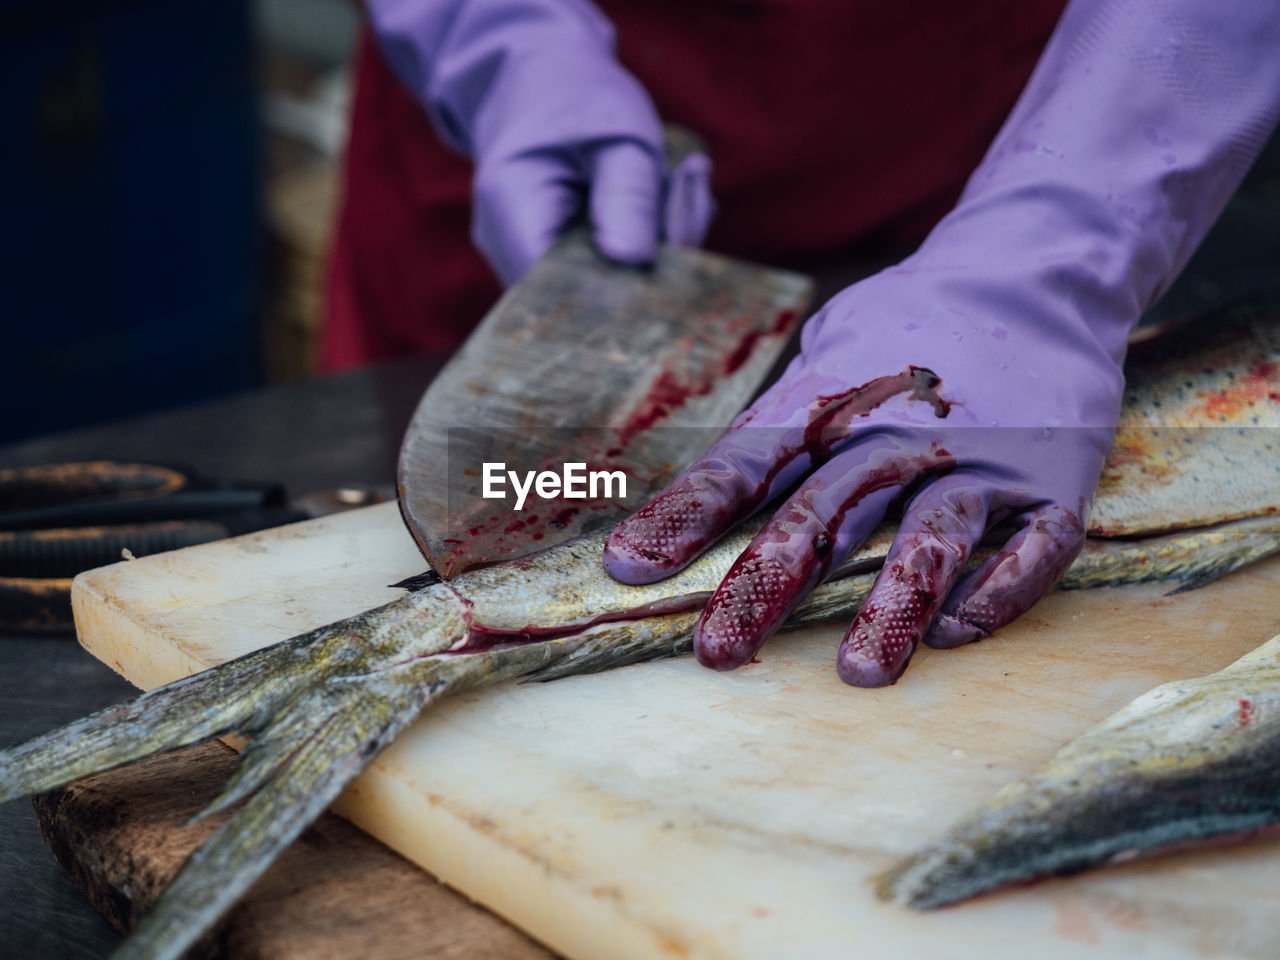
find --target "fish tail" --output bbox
[0,586,478,811]
[1,578,607,960]
[0,629,328,804]
[109,638,580,960]
[111,675,430,960]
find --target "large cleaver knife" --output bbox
[398,230,813,578]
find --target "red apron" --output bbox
[321,0,1067,371]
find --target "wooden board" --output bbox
[33,741,554,960]
[71,502,1280,959]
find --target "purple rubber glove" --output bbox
[604,0,1280,687]
[366,0,713,286]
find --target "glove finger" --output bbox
[694,439,950,671]
[587,141,663,266]
[663,151,714,248]
[835,476,994,688]
[472,158,582,286]
[922,503,1087,650]
[604,421,817,585]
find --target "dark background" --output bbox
[3,0,359,446]
[3,0,1280,448]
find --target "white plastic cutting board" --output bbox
[72,503,1280,959]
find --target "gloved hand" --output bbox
[365,0,713,286]
[604,0,1280,686]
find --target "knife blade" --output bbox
[398,231,813,578]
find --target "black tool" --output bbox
[0,462,311,633]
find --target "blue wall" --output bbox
[1,0,260,443]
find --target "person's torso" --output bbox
[599,0,1067,262]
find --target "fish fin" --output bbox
[1061,518,1280,594]
[522,574,877,684]
[391,570,441,591]
[1165,572,1228,596]
[112,676,431,960]
[522,612,700,683]
[1163,536,1280,595]
[523,640,691,682]
[3,598,578,958]
[191,670,416,824]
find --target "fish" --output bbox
[872,295,1280,911]
[4,519,1276,960]
[878,629,1280,910]
[1,295,1278,959]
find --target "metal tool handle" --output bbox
[0,461,286,531]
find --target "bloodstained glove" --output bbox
[604,0,1280,686]
[365,0,713,286]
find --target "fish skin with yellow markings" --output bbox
[1090,295,1280,537]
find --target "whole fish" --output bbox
[2,295,1279,960]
